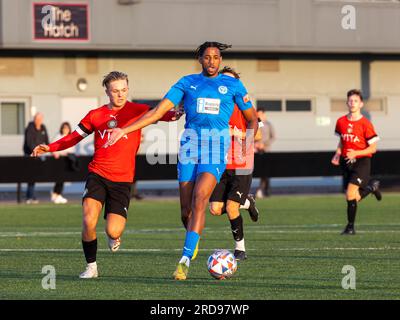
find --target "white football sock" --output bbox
[235,239,246,252]
[179,256,190,267]
[240,199,250,209]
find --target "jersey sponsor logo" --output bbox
[218,86,228,94]
[190,85,198,90]
[341,133,360,143]
[98,129,128,141]
[98,130,111,140]
[197,98,221,115]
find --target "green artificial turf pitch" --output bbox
[0,194,399,300]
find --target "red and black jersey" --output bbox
[226,105,254,170]
[335,115,379,158]
[49,101,150,182]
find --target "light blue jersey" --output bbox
[164,73,253,182]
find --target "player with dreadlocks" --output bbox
[105,41,258,280]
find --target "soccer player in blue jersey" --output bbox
[105,42,258,280]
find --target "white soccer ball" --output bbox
[207,249,237,280]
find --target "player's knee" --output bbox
[346,190,357,201]
[105,225,123,239]
[209,203,222,216]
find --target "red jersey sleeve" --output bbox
[48,131,84,152]
[334,119,341,137]
[76,111,94,137]
[49,111,94,152]
[364,120,379,145]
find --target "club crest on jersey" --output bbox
[218,86,228,94]
[347,127,353,134]
[107,119,118,129]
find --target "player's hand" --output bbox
[103,127,125,148]
[31,144,50,157]
[345,149,358,163]
[331,153,340,166]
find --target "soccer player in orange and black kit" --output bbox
[209,67,259,261]
[331,89,382,235]
[31,71,179,278]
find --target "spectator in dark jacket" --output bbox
[23,112,49,203]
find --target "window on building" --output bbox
[365,98,385,112]
[256,100,282,112]
[330,98,385,113]
[286,100,312,112]
[256,99,313,112]
[0,102,25,135]
[330,99,347,112]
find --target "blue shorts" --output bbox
[177,161,226,183]
[177,130,230,183]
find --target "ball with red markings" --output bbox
[207,249,237,280]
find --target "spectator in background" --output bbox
[254,109,276,198]
[23,112,49,204]
[51,122,75,204]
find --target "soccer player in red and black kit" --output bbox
[31,71,179,278]
[331,89,382,235]
[209,67,259,261]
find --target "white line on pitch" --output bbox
[1,247,400,253]
[1,229,400,237]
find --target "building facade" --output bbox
[0,0,399,155]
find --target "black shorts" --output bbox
[83,172,132,219]
[340,157,371,189]
[209,169,252,205]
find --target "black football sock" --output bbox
[359,186,372,200]
[229,215,244,242]
[347,200,357,225]
[82,239,97,263]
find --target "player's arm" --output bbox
[240,107,259,158]
[331,141,342,166]
[242,107,259,139]
[31,130,85,157]
[346,142,377,160]
[105,98,175,147]
[346,122,379,161]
